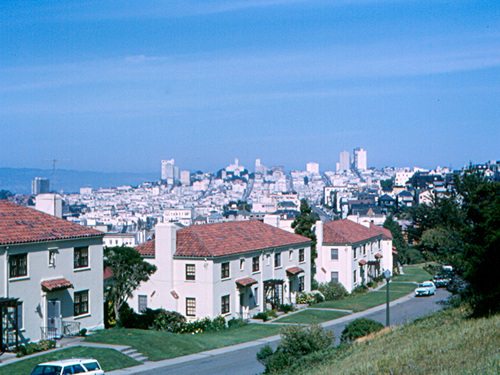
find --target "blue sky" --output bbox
[1,0,499,173]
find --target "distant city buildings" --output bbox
[306,162,320,175]
[32,177,50,195]
[161,159,175,185]
[353,147,367,171]
[338,151,351,172]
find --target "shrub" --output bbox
[151,310,187,332]
[258,325,334,373]
[351,285,368,295]
[78,328,87,337]
[228,318,247,328]
[253,312,270,321]
[279,304,295,313]
[178,316,227,334]
[16,340,56,357]
[296,292,315,305]
[340,318,384,343]
[318,282,348,301]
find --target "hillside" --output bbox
[278,307,500,375]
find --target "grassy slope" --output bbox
[283,308,500,375]
[86,324,282,361]
[0,346,139,375]
[274,310,348,324]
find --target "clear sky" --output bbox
[1,0,499,173]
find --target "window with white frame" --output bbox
[9,253,27,278]
[274,252,281,268]
[289,250,293,261]
[185,264,196,281]
[221,262,230,279]
[221,295,230,314]
[299,249,305,263]
[74,247,89,269]
[138,295,148,313]
[240,259,245,271]
[331,271,339,283]
[186,298,196,317]
[48,249,57,267]
[74,290,89,316]
[252,256,260,272]
[330,248,338,260]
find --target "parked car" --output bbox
[414,281,436,297]
[433,274,451,288]
[30,359,104,375]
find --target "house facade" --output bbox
[130,220,311,320]
[0,201,104,349]
[315,219,393,293]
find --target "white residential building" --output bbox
[180,170,191,186]
[0,201,104,349]
[103,233,137,248]
[315,219,393,293]
[353,147,367,171]
[163,208,193,226]
[130,221,311,320]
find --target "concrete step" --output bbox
[121,347,148,362]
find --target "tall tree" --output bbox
[104,246,157,323]
[292,199,319,279]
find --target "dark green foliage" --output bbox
[178,316,227,334]
[380,178,394,192]
[253,310,278,321]
[318,282,348,301]
[340,318,384,343]
[0,190,13,200]
[151,310,187,332]
[292,199,319,280]
[278,304,295,313]
[16,340,56,357]
[351,285,368,295]
[227,318,247,329]
[104,246,157,323]
[383,216,411,264]
[258,325,334,373]
[79,328,87,337]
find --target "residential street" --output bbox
[113,289,449,375]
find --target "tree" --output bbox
[104,246,157,323]
[0,190,13,200]
[292,199,319,278]
[380,178,394,192]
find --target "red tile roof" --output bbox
[322,219,388,245]
[236,277,258,287]
[0,201,103,246]
[103,266,114,280]
[136,220,310,258]
[286,266,304,276]
[41,278,73,292]
[369,224,393,240]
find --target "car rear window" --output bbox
[62,364,86,374]
[83,361,101,371]
[31,365,62,375]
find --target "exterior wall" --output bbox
[0,237,104,343]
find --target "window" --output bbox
[274,252,281,268]
[330,248,338,260]
[221,262,230,279]
[252,256,260,272]
[353,270,357,284]
[63,365,85,375]
[74,290,89,316]
[299,249,305,263]
[138,295,148,313]
[9,253,27,278]
[353,247,357,259]
[254,287,259,306]
[298,276,305,292]
[240,259,245,271]
[331,272,339,283]
[185,264,196,281]
[186,298,196,317]
[221,295,230,314]
[266,254,271,265]
[289,250,293,261]
[74,247,89,269]
[17,302,23,330]
[48,250,57,267]
[363,245,366,256]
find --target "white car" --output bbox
[414,281,436,297]
[30,358,104,375]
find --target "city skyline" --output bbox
[1,1,499,173]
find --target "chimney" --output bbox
[315,220,323,247]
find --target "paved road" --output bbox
[116,289,449,375]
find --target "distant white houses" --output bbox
[163,208,193,227]
[315,219,393,293]
[103,232,138,248]
[130,221,311,320]
[0,201,104,349]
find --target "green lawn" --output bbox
[274,309,348,324]
[393,264,432,283]
[0,346,139,375]
[379,282,418,294]
[86,324,282,361]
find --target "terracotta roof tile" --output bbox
[323,219,389,244]
[0,201,103,246]
[136,220,310,258]
[286,266,304,276]
[235,277,258,287]
[369,224,393,240]
[41,278,73,292]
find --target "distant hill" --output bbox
[0,168,158,194]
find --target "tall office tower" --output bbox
[353,147,367,171]
[32,177,50,195]
[174,166,180,182]
[180,170,191,186]
[339,151,351,171]
[161,159,175,184]
[255,158,267,174]
[306,162,320,174]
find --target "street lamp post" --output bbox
[383,269,392,327]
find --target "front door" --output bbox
[47,300,62,339]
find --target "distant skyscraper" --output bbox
[161,159,175,184]
[255,158,267,174]
[353,147,367,171]
[180,170,191,186]
[32,177,50,195]
[339,151,350,171]
[306,162,320,174]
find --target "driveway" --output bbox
[111,289,449,375]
